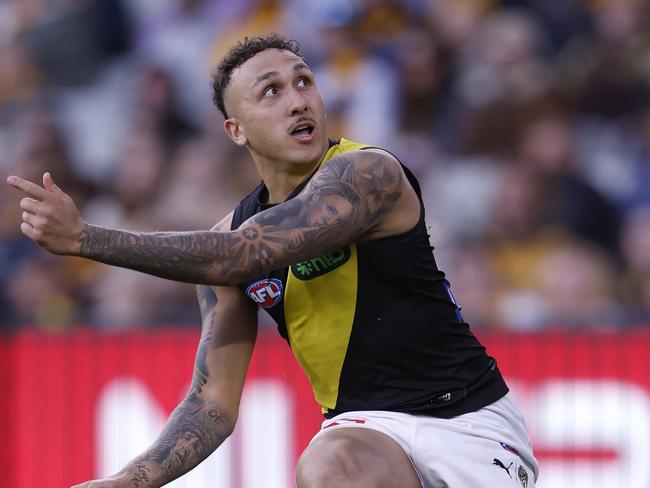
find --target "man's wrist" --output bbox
[75,221,91,256]
[115,461,164,488]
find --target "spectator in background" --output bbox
[153,135,254,230]
[0,37,39,111]
[454,8,553,156]
[535,240,621,328]
[0,108,94,331]
[620,205,650,324]
[20,0,132,88]
[4,253,79,330]
[426,0,494,55]
[562,0,650,120]
[483,163,554,329]
[392,23,451,137]
[8,108,91,204]
[438,240,496,328]
[134,65,198,149]
[517,114,622,256]
[576,100,650,214]
[482,161,621,329]
[89,264,200,330]
[1,0,650,332]
[133,0,229,124]
[109,125,169,226]
[313,23,398,144]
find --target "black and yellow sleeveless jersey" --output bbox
[231,138,508,419]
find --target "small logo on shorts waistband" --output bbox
[493,458,513,478]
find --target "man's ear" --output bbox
[224,118,248,146]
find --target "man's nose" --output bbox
[287,88,309,115]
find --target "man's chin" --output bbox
[286,140,328,164]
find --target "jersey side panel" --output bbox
[284,244,358,410]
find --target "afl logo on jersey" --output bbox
[246,278,283,308]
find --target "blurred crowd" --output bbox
[0,0,649,332]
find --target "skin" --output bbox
[297,428,422,488]
[223,49,331,202]
[7,48,422,487]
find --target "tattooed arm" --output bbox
[72,281,258,488]
[8,150,419,286]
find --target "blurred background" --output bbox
[0,0,649,487]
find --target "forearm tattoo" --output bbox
[131,464,150,487]
[193,285,218,395]
[117,285,230,486]
[123,392,233,486]
[78,152,402,285]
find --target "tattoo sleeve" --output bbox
[192,285,218,395]
[116,285,233,487]
[120,391,233,487]
[78,151,403,286]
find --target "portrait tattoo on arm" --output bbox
[124,392,233,484]
[77,151,403,286]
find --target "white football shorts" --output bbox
[312,394,538,487]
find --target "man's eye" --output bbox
[297,78,310,87]
[264,86,278,97]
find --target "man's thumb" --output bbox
[43,172,64,195]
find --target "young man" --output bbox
[8,34,538,488]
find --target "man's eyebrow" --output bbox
[252,70,279,88]
[293,62,310,72]
[251,62,311,89]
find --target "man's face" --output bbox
[224,49,328,166]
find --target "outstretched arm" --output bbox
[72,283,258,488]
[7,150,411,286]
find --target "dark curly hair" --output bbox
[211,33,304,119]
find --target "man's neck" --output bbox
[253,146,330,204]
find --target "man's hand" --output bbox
[6,172,87,255]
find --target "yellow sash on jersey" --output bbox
[284,138,367,412]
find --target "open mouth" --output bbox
[290,122,315,140]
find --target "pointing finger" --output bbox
[7,176,47,200]
[19,197,40,213]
